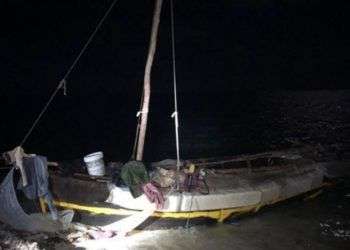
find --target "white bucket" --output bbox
[83,152,105,176]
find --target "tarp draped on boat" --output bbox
[0,168,64,232]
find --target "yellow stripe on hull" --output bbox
[53,200,260,222]
[52,186,326,223]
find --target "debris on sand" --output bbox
[320,219,350,240]
[0,223,75,250]
[0,223,41,250]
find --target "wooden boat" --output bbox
[49,149,324,224]
[0,1,325,232]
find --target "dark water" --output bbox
[1,90,349,162]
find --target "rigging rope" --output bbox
[20,0,119,147]
[170,0,181,170]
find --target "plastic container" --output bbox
[83,152,106,176]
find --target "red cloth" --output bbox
[142,182,165,209]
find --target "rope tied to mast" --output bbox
[136,109,149,117]
[19,0,119,147]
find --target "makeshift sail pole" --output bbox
[136,0,163,161]
[170,0,181,170]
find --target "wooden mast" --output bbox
[136,0,163,161]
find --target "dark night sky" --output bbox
[1,0,349,95]
[0,0,349,159]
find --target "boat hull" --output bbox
[105,164,324,212]
[50,150,325,223]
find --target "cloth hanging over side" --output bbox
[120,161,150,198]
[120,161,165,209]
[0,168,63,232]
[19,156,50,199]
[2,146,30,186]
[18,156,58,220]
